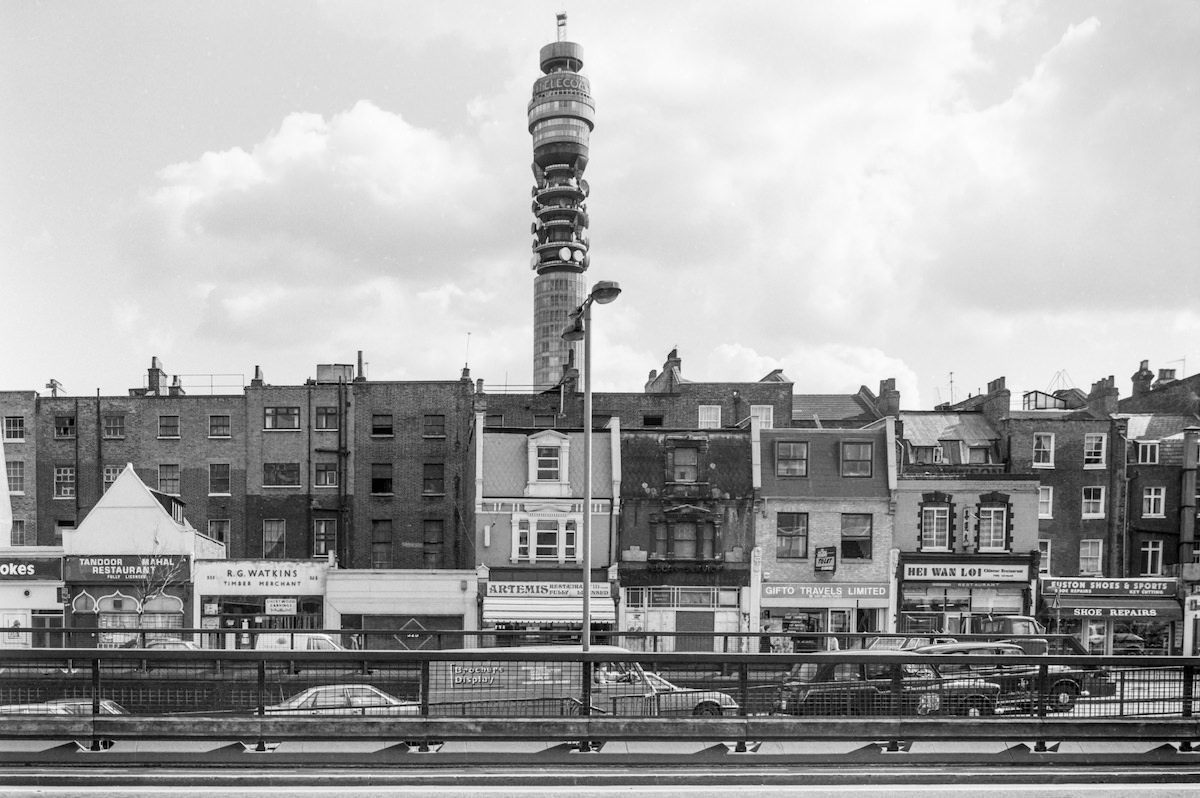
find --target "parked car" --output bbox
[770,652,1001,717]
[0,699,127,715]
[864,636,957,651]
[914,641,1115,711]
[142,639,201,650]
[263,684,419,716]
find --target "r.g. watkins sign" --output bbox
[192,561,328,595]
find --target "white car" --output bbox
[263,684,419,716]
[0,699,127,715]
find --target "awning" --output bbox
[483,596,615,624]
[1045,596,1181,621]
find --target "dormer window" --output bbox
[525,430,571,498]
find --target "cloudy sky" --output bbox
[2,1,1197,408]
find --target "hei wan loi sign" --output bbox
[902,563,1029,582]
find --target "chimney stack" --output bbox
[1087,375,1119,416]
[876,378,900,417]
[1131,359,1154,397]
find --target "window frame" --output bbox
[263,406,300,431]
[263,520,286,559]
[841,441,874,478]
[313,519,337,557]
[371,413,394,437]
[840,513,873,560]
[653,519,716,561]
[750,405,774,430]
[208,519,230,542]
[158,464,181,495]
[6,460,24,494]
[776,512,808,559]
[1079,539,1103,575]
[314,462,338,488]
[1142,486,1166,518]
[1083,432,1107,468]
[511,514,582,564]
[776,441,809,478]
[102,465,121,493]
[422,463,445,496]
[920,505,950,550]
[3,416,24,441]
[977,505,1008,552]
[208,463,231,495]
[102,414,125,440]
[1140,539,1164,576]
[54,466,75,499]
[314,406,339,431]
[1032,433,1055,468]
[208,414,231,438]
[423,414,446,438]
[1037,486,1054,519]
[54,416,76,439]
[1082,486,1106,519]
[1137,441,1160,465]
[370,463,393,495]
[1038,539,1052,576]
[671,446,700,483]
[158,414,180,439]
[698,405,721,429]
[263,462,301,488]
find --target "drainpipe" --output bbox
[1181,427,1199,571]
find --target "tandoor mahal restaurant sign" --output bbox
[192,560,329,595]
[65,555,190,583]
[902,563,1030,582]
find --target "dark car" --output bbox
[914,641,1115,711]
[771,652,1001,717]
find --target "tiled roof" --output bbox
[791,394,877,425]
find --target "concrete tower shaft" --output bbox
[529,16,595,390]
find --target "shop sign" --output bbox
[1186,596,1200,613]
[485,581,611,598]
[814,547,837,573]
[0,557,61,581]
[265,598,297,615]
[193,560,328,595]
[1041,577,1176,597]
[902,563,1028,582]
[762,583,889,600]
[65,555,189,582]
[1067,606,1171,619]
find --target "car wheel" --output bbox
[1048,681,1079,712]
[693,702,722,716]
[961,697,992,718]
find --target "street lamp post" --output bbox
[562,280,621,653]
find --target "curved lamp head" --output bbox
[589,280,621,304]
[561,315,585,342]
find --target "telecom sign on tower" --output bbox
[529,14,595,390]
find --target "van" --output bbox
[254,632,346,651]
[426,645,739,717]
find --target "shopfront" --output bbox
[193,558,331,649]
[1041,577,1182,655]
[481,573,615,646]
[759,582,889,652]
[897,555,1034,635]
[65,554,191,648]
[326,569,478,649]
[0,554,64,648]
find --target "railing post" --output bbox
[88,657,103,752]
[1033,662,1049,752]
[1182,662,1195,752]
[420,660,431,717]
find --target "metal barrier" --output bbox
[0,647,1196,755]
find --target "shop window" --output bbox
[1079,539,1103,576]
[371,414,394,436]
[1137,442,1159,464]
[263,520,286,558]
[840,514,872,559]
[264,406,300,430]
[1140,540,1163,576]
[776,512,808,559]
[209,414,231,438]
[209,463,231,495]
[103,414,125,439]
[841,442,873,477]
[263,462,300,488]
[920,505,950,550]
[313,519,337,557]
[158,414,180,439]
[1032,433,1055,468]
[1082,486,1105,519]
[54,466,75,498]
[54,415,76,439]
[314,407,338,431]
[776,442,808,477]
[371,463,393,495]
[1083,433,1107,468]
[1142,487,1165,518]
[315,462,338,487]
[422,463,445,495]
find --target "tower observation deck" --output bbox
[529,14,595,390]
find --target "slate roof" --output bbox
[791,394,880,427]
[899,412,999,446]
